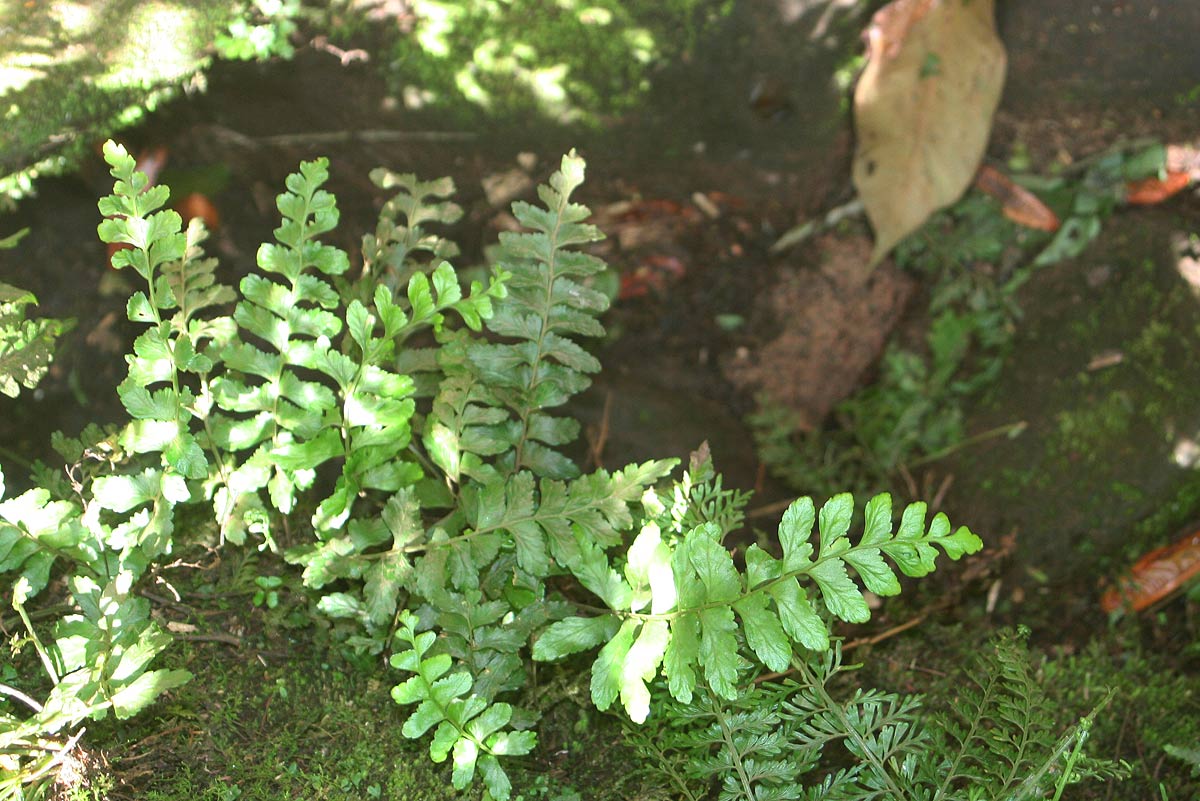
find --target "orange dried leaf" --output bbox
[176,192,221,231]
[1100,528,1200,612]
[973,165,1060,232]
[1125,171,1191,205]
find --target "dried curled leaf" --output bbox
[853,0,1007,265]
[1101,527,1200,612]
[1125,171,1192,206]
[974,165,1060,232]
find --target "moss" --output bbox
[0,0,256,206]
[1042,639,1200,800]
[362,0,730,127]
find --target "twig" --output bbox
[770,198,864,254]
[902,420,1027,470]
[206,124,477,150]
[842,613,927,652]
[174,631,242,647]
[0,603,73,636]
[586,390,613,470]
[746,495,800,520]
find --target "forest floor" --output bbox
[1,2,1199,799]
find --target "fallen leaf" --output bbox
[853,0,1006,265]
[1125,171,1192,205]
[176,192,221,230]
[973,165,1060,231]
[618,253,687,300]
[1100,527,1200,612]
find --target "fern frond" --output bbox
[535,492,981,722]
[0,275,71,399]
[467,150,609,479]
[390,610,536,801]
[209,156,349,520]
[360,169,462,298]
[926,629,1127,801]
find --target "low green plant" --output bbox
[0,229,72,399]
[1,141,1120,801]
[754,139,1174,495]
[626,629,1127,801]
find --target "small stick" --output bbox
[174,631,242,647]
[746,495,799,520]
[207,125,478,149]
[587,390,613,470]
[770,198,865,254]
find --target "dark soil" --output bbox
[2,2,1200,797]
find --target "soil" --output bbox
[2,0,1198,619]
[2,1,1200,797]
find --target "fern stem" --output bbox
[793,655,909,801]
[709,692,759,801]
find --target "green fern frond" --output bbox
[390,610,536,801]
[926,629,1128,801]
[360,169,462,299]
[0,264,72,398]
[467,150,609,480]
[534,492,981,722]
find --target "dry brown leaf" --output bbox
[1100,527,1200,613]
[973,165,1060,231]
[853,0,1006,265]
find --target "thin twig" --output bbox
[746,495,799,520]
[174,631,242,647]
[902,420,1027,470]
[586,390,613,470]
[206,124,477,150]
[0,682,44,712]
[770,198,865,254]
[843,613,927,652]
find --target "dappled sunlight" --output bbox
[1172,231,1200,301]
[99,2,205,89]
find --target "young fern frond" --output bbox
[390,611,537,801]
[467,151,609,480]
[359,169,462,299]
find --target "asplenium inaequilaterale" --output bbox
[1,142,989,801]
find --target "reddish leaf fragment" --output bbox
[617,254,687,300]
[135,146,169,186]
[1125,171,1192,206]
[973,165,1060,232]
[1101,527,1200,612]
[176,192,221,231]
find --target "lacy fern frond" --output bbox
[925,629,1128,801]
[467,150,609,480]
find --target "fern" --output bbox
[533,491,981,722]
[390,610,537,801]
[357,169,463,300]
[465,151,609,480]
[3,145,1043,801]
[922,629,1128,800]
[0,228,72,400]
